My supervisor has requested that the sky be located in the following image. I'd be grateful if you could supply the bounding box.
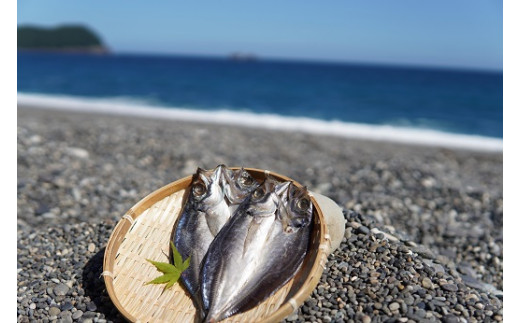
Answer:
[18,1,503,71]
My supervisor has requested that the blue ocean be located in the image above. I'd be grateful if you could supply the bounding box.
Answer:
[18,52,503,139]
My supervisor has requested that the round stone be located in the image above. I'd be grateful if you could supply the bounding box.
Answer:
[86,301,97,312]
[48,307,60,316]
[441,283,458,292]
[345,227,353,239]
[416,308,427,318]
[389,302,400,311]
[72,310,84,320]
[59,311,73,323]
[53,284,69,296]
[358,226,370,235]
[60,301,74,311]
[443,314,459,323]
[422,277,433,289]
[404,295,414,305]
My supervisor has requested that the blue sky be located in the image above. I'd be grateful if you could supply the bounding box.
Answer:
[18,0,503,70]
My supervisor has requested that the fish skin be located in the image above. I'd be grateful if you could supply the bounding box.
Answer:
[201,178,313,322]
[173,165,229,313]
[173,165,260,315]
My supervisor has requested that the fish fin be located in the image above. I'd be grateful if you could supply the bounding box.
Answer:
[196,167,211,185]
[212,165,223,181]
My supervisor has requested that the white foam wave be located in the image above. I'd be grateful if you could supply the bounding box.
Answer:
[17,93,502,152]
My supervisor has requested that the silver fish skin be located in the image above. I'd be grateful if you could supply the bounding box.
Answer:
[201,179,313,323]
[173,165,230,313]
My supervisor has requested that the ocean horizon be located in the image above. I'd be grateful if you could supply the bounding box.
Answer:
[17,52,503,151]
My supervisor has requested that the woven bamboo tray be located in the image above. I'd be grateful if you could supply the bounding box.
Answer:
[103,168,332,323]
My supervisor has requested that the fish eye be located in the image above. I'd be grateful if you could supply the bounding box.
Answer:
[252,187,265,199]
[240,173,254,186]
[192,182,207,197]
[297,197,310,210]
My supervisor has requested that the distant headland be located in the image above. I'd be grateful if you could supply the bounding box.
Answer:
[17,25,109,54]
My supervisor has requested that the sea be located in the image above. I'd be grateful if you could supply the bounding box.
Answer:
[17,52,503,151]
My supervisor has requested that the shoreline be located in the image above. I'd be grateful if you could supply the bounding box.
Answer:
[18,93,503,153]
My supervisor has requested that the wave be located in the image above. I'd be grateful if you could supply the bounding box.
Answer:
[17,92,502,152]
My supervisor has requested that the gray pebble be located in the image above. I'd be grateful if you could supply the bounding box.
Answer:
[389,302,400,311]
[60,312,73,323]
[48,307,60,316]
[443,314,459,323]
[86,301,97,312]
[415,308,426,318]
[53,284,69,296]
[60,301,74,311]
[358,226,370,235]
[82,311,97,318]
[441,283,459,292]
[345,227,353,239]
[72,310,84,320]
[65,147,89,159]
[404,296,414,305]
[421,277,433,289]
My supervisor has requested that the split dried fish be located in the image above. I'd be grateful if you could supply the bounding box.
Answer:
[200,177,313,322]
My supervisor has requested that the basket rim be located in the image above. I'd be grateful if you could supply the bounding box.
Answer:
[102,167,330,323]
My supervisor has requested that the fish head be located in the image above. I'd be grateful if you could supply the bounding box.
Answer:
[190,166,225,210]
[280,183,313,233]
[244,177,279,217]
[221,167,260,204]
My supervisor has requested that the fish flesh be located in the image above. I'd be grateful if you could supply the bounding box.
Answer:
[173,165,259,314]
[200,178,313,322]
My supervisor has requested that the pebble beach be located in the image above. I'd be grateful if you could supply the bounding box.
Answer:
[17,105,503,322]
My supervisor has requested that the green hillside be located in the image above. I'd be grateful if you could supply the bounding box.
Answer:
[18,25,108,52]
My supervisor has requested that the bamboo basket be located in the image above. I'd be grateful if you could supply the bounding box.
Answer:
[103,168,332,323]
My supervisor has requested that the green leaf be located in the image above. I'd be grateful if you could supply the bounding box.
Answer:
[182,256,191,271]
[164,271,181,290]
[146,259,180,274]
[145,242,191,290]
[171,241,183,269]
[146,272,179,285]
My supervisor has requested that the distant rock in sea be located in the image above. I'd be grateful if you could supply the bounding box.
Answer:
[228,52,258,62]
[17,24,109,54]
